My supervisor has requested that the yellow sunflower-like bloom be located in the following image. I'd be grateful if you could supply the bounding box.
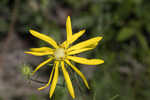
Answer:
[25,16,104,99]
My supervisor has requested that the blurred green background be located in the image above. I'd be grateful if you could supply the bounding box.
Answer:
[0,0,150,100]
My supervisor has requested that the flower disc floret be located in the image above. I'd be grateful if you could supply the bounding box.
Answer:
[54,48,65,60]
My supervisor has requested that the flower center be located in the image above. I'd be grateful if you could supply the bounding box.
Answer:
[54,48,65,60]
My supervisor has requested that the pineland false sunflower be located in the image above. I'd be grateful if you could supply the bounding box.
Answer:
[25,16,104,99]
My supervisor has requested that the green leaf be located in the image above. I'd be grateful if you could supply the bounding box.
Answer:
[117,27,136,41]
[146,23,150,34]
[136,33,149,50]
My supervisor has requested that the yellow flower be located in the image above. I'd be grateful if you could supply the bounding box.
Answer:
[25,16,104,99]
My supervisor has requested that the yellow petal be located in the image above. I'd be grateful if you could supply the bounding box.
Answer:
[61,29,85,48]
[67,56,104,65]
[68,37,103,51]
[38,66,54,90]
[24,51,53,56]
[32,57,53,75]
[30,47,53,52]
[65,60,90,89]
[66,16,72,42]
[68,48,93,55]
[29,29,58,48]
[49,61,59,98]
[61,61,75,99]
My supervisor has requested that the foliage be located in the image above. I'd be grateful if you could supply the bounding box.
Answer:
[0,0,150,100]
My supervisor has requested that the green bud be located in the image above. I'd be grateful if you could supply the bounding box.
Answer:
[21,64,32,76]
